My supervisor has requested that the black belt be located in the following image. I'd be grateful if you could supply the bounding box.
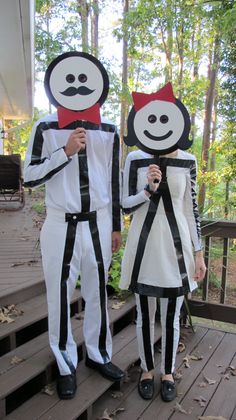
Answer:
[65,211,96,223]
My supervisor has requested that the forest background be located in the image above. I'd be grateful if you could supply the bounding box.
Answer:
[5,0,236,220]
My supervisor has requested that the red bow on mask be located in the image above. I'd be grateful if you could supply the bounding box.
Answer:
[57,103,101,128]
[132,82,176,112]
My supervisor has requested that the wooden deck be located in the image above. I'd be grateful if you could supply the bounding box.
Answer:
[0,192,45,306]
[92,325,236,420]
[0,193,236,420]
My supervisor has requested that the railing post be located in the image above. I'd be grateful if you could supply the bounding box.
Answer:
[202,236,211,301]
[220,237,229,304]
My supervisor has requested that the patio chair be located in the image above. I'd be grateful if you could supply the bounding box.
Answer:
[0,154,25,210]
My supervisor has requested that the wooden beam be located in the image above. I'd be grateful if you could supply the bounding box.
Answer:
[201,220,236,238]
[188,299,236,324]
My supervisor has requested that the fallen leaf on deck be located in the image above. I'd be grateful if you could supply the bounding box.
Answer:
[183,356,190,368]
[97,409,113,420]
[41,384,54,396]
[0,311,14,323]
[11,259,38,267]
[111,408,125,416]
[194,395,207,407]
[111,301,126,310]
[177,342,186,353]
[173,402,188,414]
[203,374,217,385]
[224,365,236,376]
[10,356,24,365]
[189,354,203,361]
[111,391,123,399]
[174,370,183,381]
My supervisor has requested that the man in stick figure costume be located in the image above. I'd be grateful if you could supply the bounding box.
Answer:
[120,83,206,402]
[24,51,124,399]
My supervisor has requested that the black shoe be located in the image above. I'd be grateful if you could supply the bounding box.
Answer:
[138,373,154,400]
[161,380,176,402]
[85,356,125,382]
[56,373,77,400]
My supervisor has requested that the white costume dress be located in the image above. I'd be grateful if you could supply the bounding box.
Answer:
[24,113,121,376]
[120,149,202,297]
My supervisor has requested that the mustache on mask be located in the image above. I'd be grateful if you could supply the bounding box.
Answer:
[60,86,95,96]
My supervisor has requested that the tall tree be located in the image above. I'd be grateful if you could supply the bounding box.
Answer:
[120,0,129,166]
[91,0,99,56]
[198,34,220,214]
[77,0,90,52]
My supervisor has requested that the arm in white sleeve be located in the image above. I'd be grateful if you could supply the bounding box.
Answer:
[24,121,71,188]
[122,153,150,214]
[184,158,202,251]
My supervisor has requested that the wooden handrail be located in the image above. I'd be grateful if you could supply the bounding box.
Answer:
[188,219,236,324]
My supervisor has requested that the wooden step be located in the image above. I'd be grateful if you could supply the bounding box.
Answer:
[0,296,136,418]
[4,320,149,420]
[0,289,82,356]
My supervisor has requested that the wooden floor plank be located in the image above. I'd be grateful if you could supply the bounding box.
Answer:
[201,335,236,420]
[171,331,236,420]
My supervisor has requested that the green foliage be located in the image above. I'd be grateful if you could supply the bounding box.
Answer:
[31,201,46,214]
[108,227,129,296]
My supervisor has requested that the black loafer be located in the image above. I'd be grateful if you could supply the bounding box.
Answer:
[85,356,125,382]
[56,373,77,400]
[161,380,176,402]
[138,375,154,400]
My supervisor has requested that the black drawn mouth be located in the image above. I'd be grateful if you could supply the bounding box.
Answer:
[144,130,173,140]
[60,86,95,96]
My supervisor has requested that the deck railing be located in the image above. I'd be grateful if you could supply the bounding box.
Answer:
[188,220,236,324]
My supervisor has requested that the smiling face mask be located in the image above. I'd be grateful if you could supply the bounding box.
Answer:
[124,83,192,155]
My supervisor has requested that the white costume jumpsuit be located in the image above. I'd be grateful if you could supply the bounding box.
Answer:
[24,113,121,376]
[120,149,202,374]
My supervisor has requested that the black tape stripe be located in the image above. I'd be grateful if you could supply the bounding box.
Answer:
[78,148,90,213]
[89,218,109,362]
[24,159,70,188]
[59,222,77,355]
[139,295,154,371]
[129,197,161,291]
[131,282,185,297]
[112,132,121,231]
[164,298,177,374]
[34,121,116,133]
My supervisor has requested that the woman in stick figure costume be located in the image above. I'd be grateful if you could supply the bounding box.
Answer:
[120,83,206,401]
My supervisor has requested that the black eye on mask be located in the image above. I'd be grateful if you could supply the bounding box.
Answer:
[78,73,87,83]
[160,114,169,124]
[66,74,75,83]
[148,114,157,123]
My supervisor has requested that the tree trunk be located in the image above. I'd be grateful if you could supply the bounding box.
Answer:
[198,36,220,214]
[91,0,99,57]
[224,180,229,219]
[120,0,129,168]
[78,0,89,52]
[208,91,218,218]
